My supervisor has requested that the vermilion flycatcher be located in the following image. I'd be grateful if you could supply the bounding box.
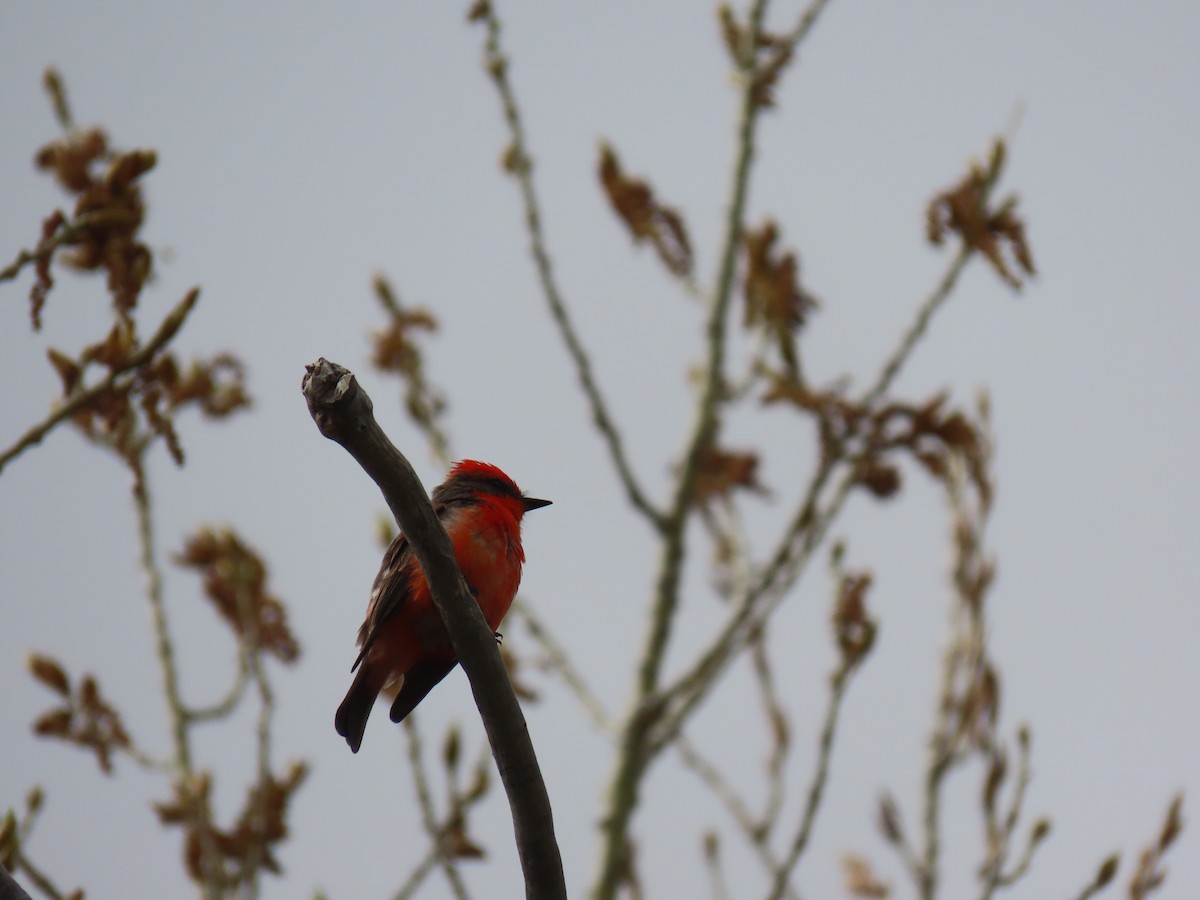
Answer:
[335,460,551,752]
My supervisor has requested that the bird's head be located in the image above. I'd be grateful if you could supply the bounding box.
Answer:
[442,459,552,515]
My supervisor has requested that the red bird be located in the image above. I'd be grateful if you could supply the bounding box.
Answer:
[335,460,550,752]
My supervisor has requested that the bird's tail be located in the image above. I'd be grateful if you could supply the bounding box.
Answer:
[389,660,458,724]
[335,666,377,753]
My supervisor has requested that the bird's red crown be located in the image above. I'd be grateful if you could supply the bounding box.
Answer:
[449,459,520,490]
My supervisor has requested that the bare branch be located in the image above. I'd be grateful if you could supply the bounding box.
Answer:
[401,718,471,900]
[511,599,613,736]
[590,2,838,890]
[392,846,444,900]
[301,358,565,900]
[185,657,251,723]
[979,728,1044,898]
[764,657,857,900]
[129,453,222,899]
[863,247,970,407]
[674,738,801,900]
[476,3,664,530]
[749,632,789,836]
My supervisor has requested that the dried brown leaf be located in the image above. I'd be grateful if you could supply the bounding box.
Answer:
[717,6,742,63]
[27,653,71,697]
[982,749,1007,816]
[1094,853,1119,889]
[751,40,794,108]
[927,139,1035,290]
[1158,794,1184,851]
[843,854,890,898]
[691,446,766,507]
[443,725,462,773]
[598,142,693,277]
[832,571,876,666]
[46,347,81,394]
[82,318,136,370]
[877,793,904,845]
[855,460,902,499]
[742,220,817,369]
[33,709,74,738]
[441,811,487,861]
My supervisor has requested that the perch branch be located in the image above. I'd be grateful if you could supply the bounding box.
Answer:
[302,357,565,900]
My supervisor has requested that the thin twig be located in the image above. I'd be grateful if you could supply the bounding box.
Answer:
[479,4,664,530]
[129,451,222,900]
[674,737,801,900]
[979,731,1036,898]
[919,457,994,900]
[232,565,277,899]
[883,796,929,891]
[0,209,135,285]
[750,633,789,836]
[765,659,855,900]
[117,742,175,773]
[130,456,190,771]
[0,287,199,476]
[511,599,613,735]
[402,718,471,900]
[917,566,965,898]
[392,844,444,900]
[702,834,731,900]
[7,848,69,900]
[184,657,251,723]
[863,247,970,407]
[371,276,452,467]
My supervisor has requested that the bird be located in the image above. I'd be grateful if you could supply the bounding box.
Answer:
[335,460,550,752]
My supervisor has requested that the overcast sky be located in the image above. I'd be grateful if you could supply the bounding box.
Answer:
[2,2,1197,898]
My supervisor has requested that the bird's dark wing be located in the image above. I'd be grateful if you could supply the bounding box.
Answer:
[351,494,461,672]
[351,529,414,671]
[388,660,458,723]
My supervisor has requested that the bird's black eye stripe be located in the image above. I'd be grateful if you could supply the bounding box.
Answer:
[432,473,523,509]
[480,475,521,499]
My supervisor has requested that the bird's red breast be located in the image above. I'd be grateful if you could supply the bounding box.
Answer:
[362,496,526,681]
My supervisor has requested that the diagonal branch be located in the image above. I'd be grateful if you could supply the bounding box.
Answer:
[511,598,613,736]
[302,357,565,900]
[0,209,135,286]
[674,736,802,900]
[765,657,856,900]
[0,287,199,477]
[478,4,664,530]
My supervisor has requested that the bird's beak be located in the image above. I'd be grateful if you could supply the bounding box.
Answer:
[522,496,552,512]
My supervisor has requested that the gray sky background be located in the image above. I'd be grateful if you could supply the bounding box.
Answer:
[2,3,1197,898]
